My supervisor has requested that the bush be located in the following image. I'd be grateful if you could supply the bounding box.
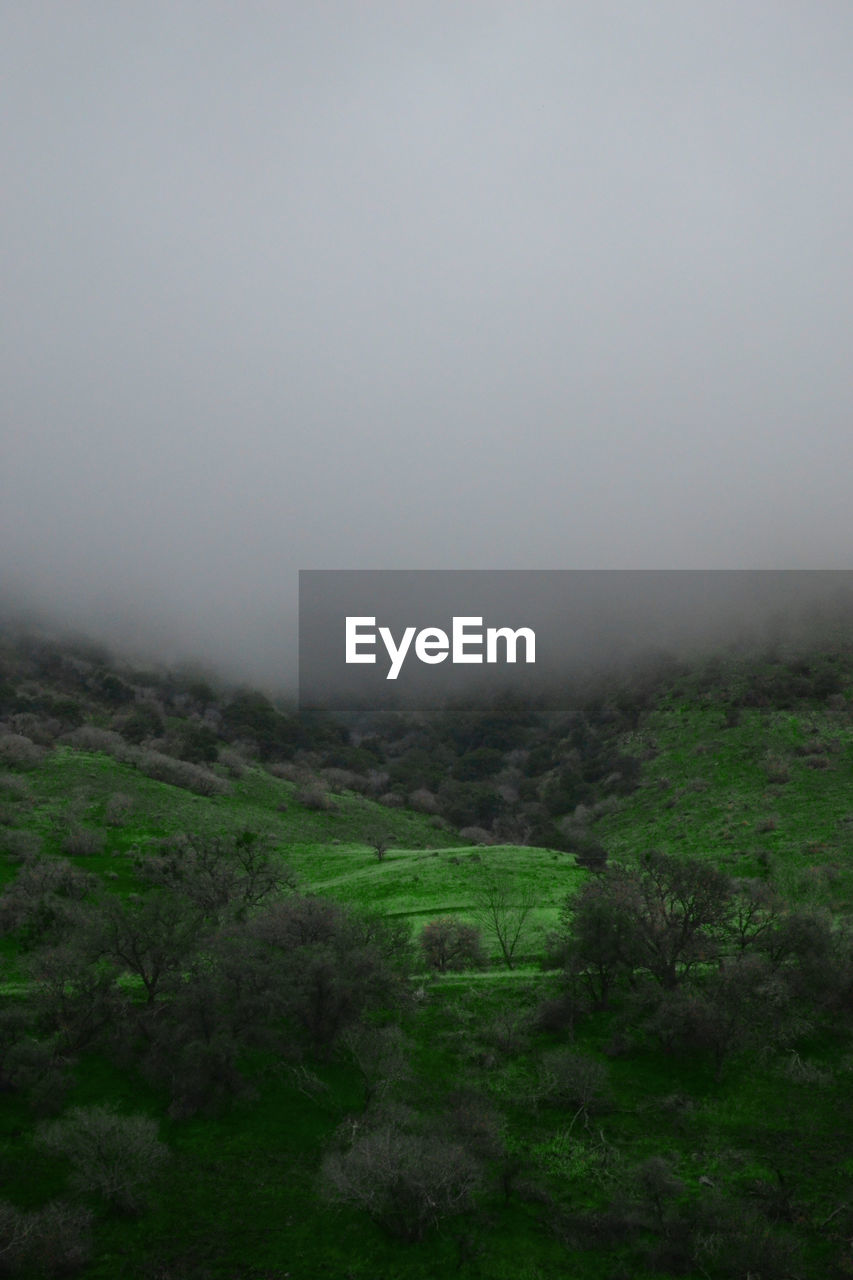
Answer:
[35,1104,169,1213]
[266,760,303,782]
[763,753,791,785]
[0,1198,92,1275]
[62,726,133,761]
[420,917,485,972]
[295,786,334,811]
[533,992,582,1035]
[104,792,133,826]
[535,1049,611,1118]
[141,1028,246,1121]
[9,713,62,746]
[137,750,229,796]
[572,839,609,871]
[0,857,95,946]
[0,734,45,770]
[1,830,42,862]
[217,748,248,779]
[0,774,32,804]
[113,703,165,745]
[321,767,361,794]
[409,788,441,814]
[0,1033,72,1115]
[61,824,105,857]
[458,826,494,846]
[247,896,409,1051]
[321,1123,481,1241]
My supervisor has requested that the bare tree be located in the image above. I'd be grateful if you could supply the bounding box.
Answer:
[368,833,392,862]
[471,869,537,970]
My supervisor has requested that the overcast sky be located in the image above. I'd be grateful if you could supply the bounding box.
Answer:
[2,3,852,683]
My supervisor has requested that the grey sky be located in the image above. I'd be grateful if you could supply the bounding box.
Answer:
[3,3,853,682]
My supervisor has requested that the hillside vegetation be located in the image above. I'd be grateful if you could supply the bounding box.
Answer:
[2,623,853,1278]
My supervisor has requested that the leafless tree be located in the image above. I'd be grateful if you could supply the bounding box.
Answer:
[471,869,537,969]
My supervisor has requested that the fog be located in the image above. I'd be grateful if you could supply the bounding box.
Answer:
[3,4,853,685]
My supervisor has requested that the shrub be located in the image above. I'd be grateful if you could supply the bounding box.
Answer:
[104,792,133,826]
[321,1124,481,1241]
[763,753,791,785]
[321,767,361,794]
[572,840,609,872]
[9,713,62,745]
[61,824,105,857]
[409,788,441,814]
[113,703,164,745]
[141,1028,246,1121]
[295,786,334,811]
[0,1033,72,1115]
[1,830,42,862]
[458,826,494,845]
[35,1105,169,1213]
[247,896,409,1052]
[137,750,229,796]
[217,748,247,778]
[533,992,582,1035]
[0,1198,92,1275]
[420,917,485,972]
[0,734,45,770]
[536,1049,611,1118]
[480,1009,530,1058]
[62,726,133,761]
[0,773,32,804]
[266,760,303,782]
[0,858,95,946]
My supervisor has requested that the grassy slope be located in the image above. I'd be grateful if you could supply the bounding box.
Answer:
[2,746,583,969]
[594,685,853,907]
[5,659,853,1278]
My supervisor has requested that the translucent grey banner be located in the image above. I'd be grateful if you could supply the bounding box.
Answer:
[298,570,853,708]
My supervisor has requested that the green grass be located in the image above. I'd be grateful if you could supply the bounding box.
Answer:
[2,748,586,967]
[595,694,853,906]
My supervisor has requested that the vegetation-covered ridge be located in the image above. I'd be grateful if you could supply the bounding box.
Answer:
[2,623,853,1277]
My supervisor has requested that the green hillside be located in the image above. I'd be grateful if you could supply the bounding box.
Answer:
[2,630,853,1279]
[594,657,853,907]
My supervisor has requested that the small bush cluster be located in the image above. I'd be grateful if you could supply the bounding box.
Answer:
[137,751,230,796]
